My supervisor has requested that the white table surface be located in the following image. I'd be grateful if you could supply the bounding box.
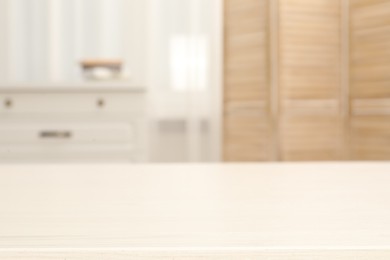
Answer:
[1,163,390,259]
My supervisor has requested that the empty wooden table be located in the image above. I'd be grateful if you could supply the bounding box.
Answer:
[0,163,390,259]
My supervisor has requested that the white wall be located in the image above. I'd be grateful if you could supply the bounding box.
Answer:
[0,0,8,81]
[0,0,148,85]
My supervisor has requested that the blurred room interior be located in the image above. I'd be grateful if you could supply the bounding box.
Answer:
[0,0,388,163]
[2,1,390,259]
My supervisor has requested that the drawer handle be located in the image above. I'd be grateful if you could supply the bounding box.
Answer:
[97,98,105,108]
[39,131,72,139]
[4,98,12,108]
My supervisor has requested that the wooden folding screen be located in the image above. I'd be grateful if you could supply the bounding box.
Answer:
[224,0,390,161]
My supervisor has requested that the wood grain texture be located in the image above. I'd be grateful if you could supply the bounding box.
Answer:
[223,0,390,161]
[1,163,390,258]
[350,0,390,160]
[350,0,390,99]
[2,251,390,260]
[278,0,345,160]
[351,116,390,159]
[223,0,272,161]
[224,103,272,161]
[280,115,345,160]
[279,0,342,101]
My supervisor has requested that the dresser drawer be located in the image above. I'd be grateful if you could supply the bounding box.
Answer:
[0,144,138,162]
[0,93,144,114]
[0,123,134,144]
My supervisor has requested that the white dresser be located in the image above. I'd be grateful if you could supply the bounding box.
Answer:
[0,84,146,163]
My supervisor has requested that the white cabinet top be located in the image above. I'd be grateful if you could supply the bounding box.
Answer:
[0,82,146,93]
[0,163,389,251]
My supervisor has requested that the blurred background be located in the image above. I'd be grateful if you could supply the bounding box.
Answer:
[0,0,221,163]
[0,0,389,163]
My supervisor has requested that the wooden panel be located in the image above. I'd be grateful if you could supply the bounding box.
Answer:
[280,115,344,161]
[278,0,344,161]
[351,116,390,160]
[350,0,390,160]
[350,0,390,99]
[224,104,272,161]
[223,0,390,161]
[224,0,269,102]
[279,0,342,101]
[223,0,271,161]
[352,98,390,115]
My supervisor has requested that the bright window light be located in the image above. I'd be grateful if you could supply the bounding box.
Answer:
[170,35,208,92]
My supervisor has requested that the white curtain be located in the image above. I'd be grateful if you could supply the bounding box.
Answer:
[147,0,221,162]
